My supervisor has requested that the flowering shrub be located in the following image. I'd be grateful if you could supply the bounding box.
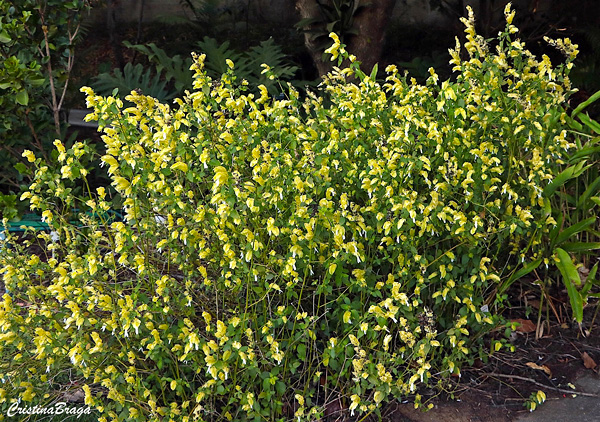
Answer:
[0,5,581,421]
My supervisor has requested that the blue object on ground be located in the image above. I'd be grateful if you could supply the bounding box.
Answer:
[5,213,50,232]
[4,209,124,233]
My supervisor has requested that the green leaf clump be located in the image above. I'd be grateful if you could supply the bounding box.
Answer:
[0,0,91,188]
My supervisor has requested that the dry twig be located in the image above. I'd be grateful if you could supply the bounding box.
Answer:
[481,372,600,398]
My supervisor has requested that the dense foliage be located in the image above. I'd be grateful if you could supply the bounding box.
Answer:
[0,0,91,191]
[0,6,593,421]
[93,37,300,102]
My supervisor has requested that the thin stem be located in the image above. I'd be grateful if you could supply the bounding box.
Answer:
[589,303,600,335]
[24,111,49,161]
[40,22,61,136]
[535,284,543,340]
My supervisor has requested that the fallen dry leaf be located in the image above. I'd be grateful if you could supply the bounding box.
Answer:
[578,266,590,284]
[582,352,597,369]
[324,398,345,419]
[62,388,85,403]
[511,318,536,333]
[526,362,552,377]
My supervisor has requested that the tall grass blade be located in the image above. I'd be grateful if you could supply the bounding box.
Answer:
[555,248,584,323]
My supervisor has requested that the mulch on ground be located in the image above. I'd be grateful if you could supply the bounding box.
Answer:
[378,289,600,422]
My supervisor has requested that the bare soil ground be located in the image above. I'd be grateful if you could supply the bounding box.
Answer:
[377,296,600,422]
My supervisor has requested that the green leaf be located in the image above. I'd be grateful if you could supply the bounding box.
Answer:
[15,90,28,106]
[0,30,11,43]
[544,166,574,197]
[93,63,173,101]
[29,78,45,87]
[544,161,590,197]
[542,197,552,217]
[555,248,584,323]
[555,217,596,246]
[498,258,541,295]
[567,145,600,163]
[297,343,306,360]
[370,63,378,80]
[295,17,320,29]
[588,263,598,284]
[275,381,286,395]
[123,41,194,93]
[571,88,600,118]
[13,162,28,175]
[578,113,600,135]
[561,242,600,253]
[229,209,240,221]
[581,263,598,296]
[567,115,583,131]
[326,20,340,33]
[577,175,600,210]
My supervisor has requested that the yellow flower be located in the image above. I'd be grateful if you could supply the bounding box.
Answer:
[213,166,229,190]
[215,320,227,339]
[536,390,546,403]
[22,150,35,162]
[171,162,189,173]
[41,210,53,223]
[53,139,66,154]
[266,217,279,237]
[349,394,360,416]
[504,3,515,25]
[324,33,341,61]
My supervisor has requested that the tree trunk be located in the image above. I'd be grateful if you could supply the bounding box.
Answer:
[296,0,330,77]
[346,0,396,76]
[296,0,397,77]
[107,0,125,72]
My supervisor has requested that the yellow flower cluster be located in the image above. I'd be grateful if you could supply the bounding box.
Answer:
[0,5,581,421]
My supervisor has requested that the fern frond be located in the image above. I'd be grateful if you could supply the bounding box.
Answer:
[92,63,176,101]
[123,41,194,93]
[196,36,250,78]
